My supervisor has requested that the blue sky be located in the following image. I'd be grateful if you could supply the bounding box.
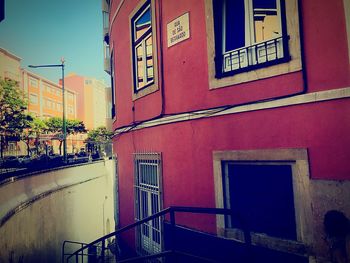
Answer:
[0,0,110,85]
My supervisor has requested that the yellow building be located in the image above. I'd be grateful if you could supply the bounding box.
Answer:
[0,47,21,83]
[22,70,77,120]
[0,47,82,156]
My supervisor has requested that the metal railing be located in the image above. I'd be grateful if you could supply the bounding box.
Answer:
[62,241,89,263]
[64,206,251,263]
[222,35,290,76]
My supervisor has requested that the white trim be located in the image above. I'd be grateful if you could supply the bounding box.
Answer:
[114,87,350,136]
[344,0,350,63]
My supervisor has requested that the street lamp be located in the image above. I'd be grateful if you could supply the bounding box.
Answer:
[28,58,67,163]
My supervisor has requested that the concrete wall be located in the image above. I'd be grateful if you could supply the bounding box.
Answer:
[0,160,116,263]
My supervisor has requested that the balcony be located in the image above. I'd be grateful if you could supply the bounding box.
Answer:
[220,36,291,77]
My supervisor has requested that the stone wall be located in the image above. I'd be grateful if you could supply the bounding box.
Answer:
[0,160,116,263]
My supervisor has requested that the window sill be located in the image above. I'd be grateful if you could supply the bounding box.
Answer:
[132,82,159,101]
[220,227,309,256]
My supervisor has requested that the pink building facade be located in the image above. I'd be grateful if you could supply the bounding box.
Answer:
[107,0,350,261]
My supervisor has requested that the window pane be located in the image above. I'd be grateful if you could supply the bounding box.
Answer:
[224,0,246,51]
[135,7,151,41]
[253,0,280,42]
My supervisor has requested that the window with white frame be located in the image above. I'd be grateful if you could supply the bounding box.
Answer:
[45,99,53,109]
[134,152,162,256]
[131,0,154,92]
[67,105,74,114]
[29,93,38,104]
[29,77,38,87]
[213,0,290,77]
[57,102,62,112]
[213,149,313,258]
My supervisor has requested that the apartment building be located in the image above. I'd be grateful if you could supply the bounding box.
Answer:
[0,47,81,155]
[106,0,350,262]
[0,47,21,83]
[22,70,77,120]
[64,73,111,131]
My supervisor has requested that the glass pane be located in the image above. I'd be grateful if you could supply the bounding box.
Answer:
[140,164,158,186]
[253,0,280,43]
[135,6,151,41]
[224,0,246,51]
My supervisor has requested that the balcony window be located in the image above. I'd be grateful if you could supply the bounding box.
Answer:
[213,0,290,77]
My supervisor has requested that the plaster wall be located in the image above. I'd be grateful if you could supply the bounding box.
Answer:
[110,0,350,130]
[0,160,116,263]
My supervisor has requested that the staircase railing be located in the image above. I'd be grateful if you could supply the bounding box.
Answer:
[64,206,251,263]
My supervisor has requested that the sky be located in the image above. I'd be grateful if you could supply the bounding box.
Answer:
[0,0,111,85]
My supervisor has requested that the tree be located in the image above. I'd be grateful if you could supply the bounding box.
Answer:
[0,78,32,158]
[45,117,86,154]
[86,126,113,155]
[21,116,47,155]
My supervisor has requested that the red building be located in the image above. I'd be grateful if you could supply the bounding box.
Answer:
[107,0,350,262]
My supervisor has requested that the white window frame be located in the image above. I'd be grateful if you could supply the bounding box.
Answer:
[29,77,38,88]
[205,0,301,89]
[29,93,38,105]
[213,149,313,258]
[221,0,285,73]
[129,0,159,100]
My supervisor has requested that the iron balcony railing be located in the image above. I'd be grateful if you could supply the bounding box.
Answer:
[221,35,290,77]
[64,206,252,263]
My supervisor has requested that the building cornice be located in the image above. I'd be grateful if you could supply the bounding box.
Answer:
[22,69,76,95]
[0,47,22,61]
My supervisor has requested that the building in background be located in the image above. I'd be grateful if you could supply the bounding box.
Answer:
[64,73,111,131]
[0,47,83,155]
[22,69,77,120]
[0,47,21,83]
[108,0,350,262]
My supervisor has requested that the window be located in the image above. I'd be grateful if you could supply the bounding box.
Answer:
[67,105,74,114]
[29,77,38,87]
[67,93,74,101]
[214,0,289,77]
[130,0,158,98]
[213,149,313,258]
[57,103,62,112]
[205,0,301,88]
[29,93,38,104]
[103,11,109,31]
[45,99,52,109]
[223,162,297,240]
[134,152,163,256]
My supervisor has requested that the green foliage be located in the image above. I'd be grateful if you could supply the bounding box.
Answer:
[86,126,113,143]
[0,78,31,135]
[45,117,86,135]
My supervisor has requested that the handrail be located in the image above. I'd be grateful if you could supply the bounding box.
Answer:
[62,240,89,263]
[65,206,248,262]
